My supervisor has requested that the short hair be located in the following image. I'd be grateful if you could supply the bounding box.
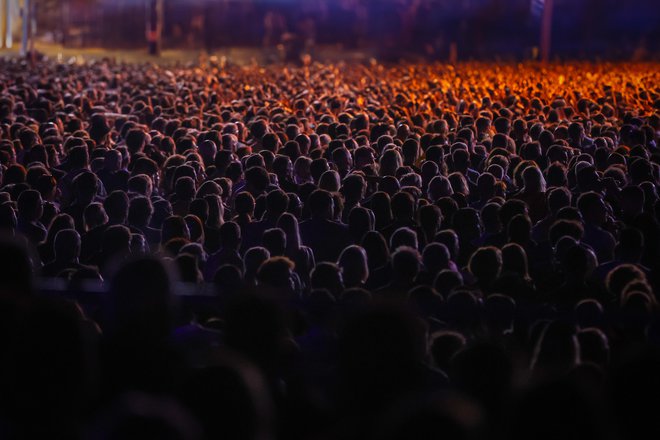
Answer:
[422,242,450,272]
[307,189,333,217]
[54,229,81,261]
[430,330,466,372]
[391,246,421,281]
[104,190,129,222]
[390,227,418,251]
[547,187,571,213]
[342,174,366,200]
[234,191,255,215]
[128,196,153,226]
[244,166,270,193]
[265,189,289,215]
[310,262,344,295]
[125,128,147,154]
[175,176,196,200]
[219,221,241,249]
[262,228,286,256]
[468,246,502,285]
[84,202,108,230]
[390,191,414,219]
[577,191,603,217]
[605,264,647,303]
[257,256,295,288]
[17,189,42,219]
[244,246,270,280]
[127,174,152,196]
[338,245,369,286]
[549,219,584,246]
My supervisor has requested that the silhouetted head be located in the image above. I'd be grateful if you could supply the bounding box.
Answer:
[54,229,81,263]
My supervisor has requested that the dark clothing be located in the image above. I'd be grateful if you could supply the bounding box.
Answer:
[17,218,47,244]
[81,224,108,263]
[204,248,244,281]
[300,218,351,263]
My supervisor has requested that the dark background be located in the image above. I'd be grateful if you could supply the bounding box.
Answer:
[34,0,660,60]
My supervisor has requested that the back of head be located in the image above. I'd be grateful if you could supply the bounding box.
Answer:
[498,199,527,229]
[361,230,390,268]
[422,242,450,273]
[391,191,414,220]
[338,245,369,288]
[102,224,132,257]
[547,187,571,214]
[220,221,241,250]
[452,207,481,238]
[213,264,243,297]
[476,172,496,197]
[17,189,42,220]
[68,145,89,170]
[307,189,333,219]
[128,196,153,227]
[262,228,286,256]
[391,246,421,284]
[276,212,300,245]
[574,299,604,329]
[311,262,344,297]
[265,189,288,217]
[606,263,647,303]
[342,173,366,202]
[390,227,418,251]
[576,327,610,367]
[84,202,108,230]
[531,320,578,374]
[54,229,81,262]
[501,243,529,277]
[428,176,454,200]
[175,176,196,201]
[125,128,147,155]
[72,170,99,201]
[522,166,546,193]
[468,246,502,287]
[430,330,466,373]
[319,170,340,192]
[418,204,442,235]
[234,192,255,216]
[508,214,532,243]
[244,247,270,281]
[619,185,645,215]
[560,244,590,280]
[484,294,516,334]
[549,219,584,247]
[176,253,202,284]
[0,203,17,232]
[244,166,269,194]
[104,190,130,224]
[577,191,605,222]
[256,256,295,290]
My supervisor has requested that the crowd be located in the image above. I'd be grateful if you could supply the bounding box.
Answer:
[0,56,659,439]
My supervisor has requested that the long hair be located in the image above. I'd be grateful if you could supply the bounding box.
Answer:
[522,165,547,193]
[277,212,301,252]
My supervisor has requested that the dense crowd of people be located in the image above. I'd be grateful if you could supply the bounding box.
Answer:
[0,56,659,439]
